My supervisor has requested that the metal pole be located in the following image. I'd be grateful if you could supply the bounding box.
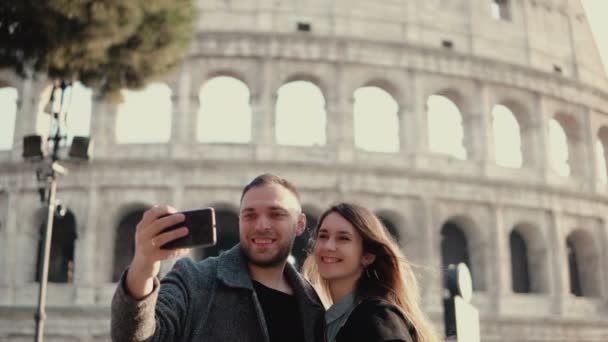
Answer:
[34,166,58,342]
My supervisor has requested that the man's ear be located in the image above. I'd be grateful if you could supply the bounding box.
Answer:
[362,253,376,266]
[296,212,306,236]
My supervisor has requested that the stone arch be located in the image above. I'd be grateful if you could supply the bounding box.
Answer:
[36,208,78,283]
[440,215,486,291]
[282,73,328,97]
[374,209,403,243]
[565,229,601,297]
[510,222,549,294]
[204,70,251,89]
[112,204,150,282]
[353,85,400,153]
[426,89,468,160]
[275,78,327,146]
[361,78,401,101]
[595,126,608,183]
[550,112,584,177]
[197,75,252,143]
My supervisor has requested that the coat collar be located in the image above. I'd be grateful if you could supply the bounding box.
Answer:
[216,244,323,307]
[216,244,325,342]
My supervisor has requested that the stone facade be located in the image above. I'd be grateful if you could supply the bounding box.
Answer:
[1,0,608,341]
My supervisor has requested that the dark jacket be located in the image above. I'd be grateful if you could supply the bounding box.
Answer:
[111,244,325,341]
[335,298,414,342]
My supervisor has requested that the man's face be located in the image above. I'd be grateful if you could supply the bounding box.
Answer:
[239,184,305,268]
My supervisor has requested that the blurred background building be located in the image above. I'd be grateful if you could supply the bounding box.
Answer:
[1,0,608,340]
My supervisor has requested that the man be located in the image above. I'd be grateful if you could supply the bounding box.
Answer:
[111,174,325,341]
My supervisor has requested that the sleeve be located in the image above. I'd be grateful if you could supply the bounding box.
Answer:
[111,258,197,342]
[336,300,414,342]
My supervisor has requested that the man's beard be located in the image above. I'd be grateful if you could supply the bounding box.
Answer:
[241,236,295,268]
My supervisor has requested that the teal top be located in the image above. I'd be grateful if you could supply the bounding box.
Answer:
[324,291,356,342]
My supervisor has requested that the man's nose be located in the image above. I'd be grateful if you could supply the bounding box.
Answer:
[254,215,271,231]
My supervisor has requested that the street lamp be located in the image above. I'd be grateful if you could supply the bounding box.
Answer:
[22,80,93,342]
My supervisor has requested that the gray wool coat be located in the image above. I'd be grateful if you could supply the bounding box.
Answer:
[111,245,325,341]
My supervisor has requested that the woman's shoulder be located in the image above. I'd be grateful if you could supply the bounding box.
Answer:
[336,297,414,342]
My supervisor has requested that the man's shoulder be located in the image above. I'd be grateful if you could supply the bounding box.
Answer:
[170,255,220,283]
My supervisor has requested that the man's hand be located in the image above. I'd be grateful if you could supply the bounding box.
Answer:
[125,205,190,299]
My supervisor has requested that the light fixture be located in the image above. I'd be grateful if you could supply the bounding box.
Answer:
[23,135,46,160]
[68,136,93,160]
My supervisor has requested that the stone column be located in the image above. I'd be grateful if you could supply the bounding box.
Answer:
[534,94,552,182]
[0,190,18,305]
[74,187,97,305]
[490,204,511,314]
[468,81,494,173]
[400,70,421,157]
[326,64,354,163]
[547,210,568,315]
[89,97,118,159]
[11,78,49,161]
[578,107,595,191]
[409,71,430,169]
[253,58,276,160]
[420,197,443,313]
[169,65,194,159]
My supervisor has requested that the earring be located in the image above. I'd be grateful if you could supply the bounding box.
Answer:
[365,267,380,281]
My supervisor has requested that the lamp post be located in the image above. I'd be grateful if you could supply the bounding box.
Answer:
[443,263,480,342]
[22,81,93,342]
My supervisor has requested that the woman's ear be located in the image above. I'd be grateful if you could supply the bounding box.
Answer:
[362,253,376,266]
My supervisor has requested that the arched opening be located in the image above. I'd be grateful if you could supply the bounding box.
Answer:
[427,94,467,159]
[197,76,252,143]
[566,236,583,297]
[492,104,523,168]
[275,80,326,146]
[441,221,476,289]
[112,208,148,282]
[566,230,601,297]
[353,86,399,153]
[0,86,18,150]
[509,229,530,293]
[375,212,401,243]
[549,118,571,177]
[36,209,77,283]
[116,83,172,143]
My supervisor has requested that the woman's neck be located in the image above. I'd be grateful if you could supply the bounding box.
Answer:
[328,277,357,303]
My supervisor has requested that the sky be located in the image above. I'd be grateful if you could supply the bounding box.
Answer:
[581,1,608,74]
[1,1,608,176]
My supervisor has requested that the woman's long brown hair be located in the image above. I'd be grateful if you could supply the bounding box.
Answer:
[302,203,439,342]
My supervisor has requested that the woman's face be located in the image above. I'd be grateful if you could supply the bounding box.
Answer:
[313,212,374,287]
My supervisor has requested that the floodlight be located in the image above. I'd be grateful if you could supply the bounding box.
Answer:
[23,135,46,160]
[68,136,93,160]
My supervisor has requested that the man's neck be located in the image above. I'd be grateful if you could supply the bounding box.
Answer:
[248,262,293,295]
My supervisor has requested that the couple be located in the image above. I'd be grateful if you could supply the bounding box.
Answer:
[111,174,438,341]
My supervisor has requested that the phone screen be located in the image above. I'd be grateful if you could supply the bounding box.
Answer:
[160,208,217,250]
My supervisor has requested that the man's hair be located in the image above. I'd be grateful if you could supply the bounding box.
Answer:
[240,173,301,203]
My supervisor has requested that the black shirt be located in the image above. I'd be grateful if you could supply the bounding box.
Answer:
[335,298,415,342]
[253,280,306,342]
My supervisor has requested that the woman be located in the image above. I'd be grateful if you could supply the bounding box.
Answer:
[303,203,438,342]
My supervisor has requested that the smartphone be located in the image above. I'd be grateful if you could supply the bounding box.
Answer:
[159,208,217,250]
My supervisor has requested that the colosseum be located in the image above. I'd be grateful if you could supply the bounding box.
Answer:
[1,0,607,341]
